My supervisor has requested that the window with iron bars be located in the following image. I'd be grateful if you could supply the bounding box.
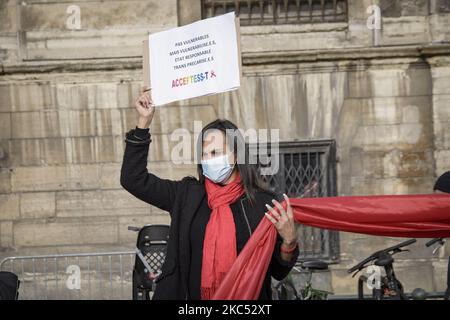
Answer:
[251,140,339,263]
[437,0,450,13]
[202,0,348,25]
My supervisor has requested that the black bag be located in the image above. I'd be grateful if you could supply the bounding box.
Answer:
[0,271,20,300]
[131,225,169,300]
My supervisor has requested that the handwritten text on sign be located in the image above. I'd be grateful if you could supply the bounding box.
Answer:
[170,34,217,88]
[147,12,241,106]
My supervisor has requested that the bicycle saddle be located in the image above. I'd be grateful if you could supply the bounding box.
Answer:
[374,255,394,267]
[301,260,329,271]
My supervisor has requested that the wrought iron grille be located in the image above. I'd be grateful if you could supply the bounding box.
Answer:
[202,0,348,25]
[437,0,450,13]
[252,139,339,262]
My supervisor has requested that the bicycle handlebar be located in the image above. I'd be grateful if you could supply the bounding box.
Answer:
[425,238,444,247]
[128,226,141,232]
[348,238,417,274]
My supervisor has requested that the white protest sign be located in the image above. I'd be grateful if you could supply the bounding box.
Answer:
[144,12,241,106]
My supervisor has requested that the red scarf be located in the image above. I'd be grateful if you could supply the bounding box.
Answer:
[201,173,245,300]
[210,194,450,299]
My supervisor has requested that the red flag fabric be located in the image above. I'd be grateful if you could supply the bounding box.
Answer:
[211,194,450,300]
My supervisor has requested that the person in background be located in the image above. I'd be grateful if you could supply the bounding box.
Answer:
[433,170,450,300]
[434,171,450,194]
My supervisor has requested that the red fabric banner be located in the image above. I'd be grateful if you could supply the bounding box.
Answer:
[211,194,450,300]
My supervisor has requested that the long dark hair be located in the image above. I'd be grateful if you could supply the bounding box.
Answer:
[196,119,275,206]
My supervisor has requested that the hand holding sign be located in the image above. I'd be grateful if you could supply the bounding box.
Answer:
[135,87,155,129]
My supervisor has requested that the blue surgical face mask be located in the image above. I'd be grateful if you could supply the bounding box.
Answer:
[201,153,236,184]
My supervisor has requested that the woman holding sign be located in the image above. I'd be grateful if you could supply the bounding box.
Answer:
[120,88,299,300]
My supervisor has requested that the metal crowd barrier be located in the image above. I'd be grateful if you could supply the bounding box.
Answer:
[0,251,135,300]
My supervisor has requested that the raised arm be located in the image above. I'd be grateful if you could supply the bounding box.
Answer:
[120,87,181,213]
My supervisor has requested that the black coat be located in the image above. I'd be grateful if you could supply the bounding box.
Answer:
[120,127,299,300]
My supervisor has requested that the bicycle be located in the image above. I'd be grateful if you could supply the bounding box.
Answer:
[273,260,333,300]
[348,238,417,300]
[410,238,449,300]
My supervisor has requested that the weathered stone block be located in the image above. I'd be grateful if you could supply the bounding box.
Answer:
[0,0,18,33]
[435,149,450,174]
[11,111,60,139]
[10,82,56,111]
[8,139,40,167]
[14,217,118,247]
[20,192,56,219]
[64,136,116,164]
[56,190,151,218]
[22,0,177,60]
[431,66,450,95]
[241,29,348,53]
[99,163,122,190]
[58,110,97,137]
[11,164,101,192]
[117,81,141,109]
[429,13,450,42]
[434,121,450,150]
[90,83,118,109]
[352,123,432,152]
[432,260,449,292]
[0,168,11,194]
[433,94,450,121]
[348,66,431,98]
[0,112,11,140]
[360,96,431,126]
[381,17,430,45]
[350,176,435,195]
[8,138,66,167]
[96,109,123,136]
[0,84,12,112]
[349,149,434,179]
[0,193,19,220]
[55,83,90,110]
[152,104,217,135]
[0,221,14,248]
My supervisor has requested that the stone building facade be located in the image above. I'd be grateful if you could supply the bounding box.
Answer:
[0,0,449,298]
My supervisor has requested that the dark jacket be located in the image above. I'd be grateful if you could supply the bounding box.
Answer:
[120,127,299,300]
